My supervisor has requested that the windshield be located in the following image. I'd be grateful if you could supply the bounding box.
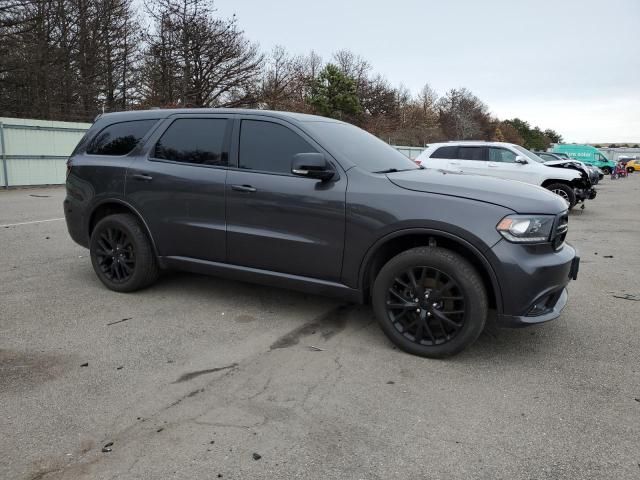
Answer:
[304,121,421,173]
[514,145,546,163]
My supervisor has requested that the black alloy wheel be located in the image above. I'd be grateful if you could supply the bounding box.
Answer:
[386,266,465,346]
[89,213,159,292]
[94,226,135,283]
[372,247,487,358]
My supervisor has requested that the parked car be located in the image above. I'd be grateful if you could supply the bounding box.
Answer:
[551,144,616,174]
[625,159,640,173]
[64,109,579,358]
[534,151,601,185]
[416,141,593,208]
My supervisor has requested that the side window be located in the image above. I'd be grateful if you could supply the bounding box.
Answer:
[489,147,517,163]
[88,120,157,156]
[153,118,228,166]
[239,120,316,174]
[431,146,457,159]
[457,146,484,161]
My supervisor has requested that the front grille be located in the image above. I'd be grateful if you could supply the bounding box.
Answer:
[552,212,568,250]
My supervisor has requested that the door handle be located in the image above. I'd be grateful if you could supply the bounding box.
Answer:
[231,184,257,193]
[132,173,153,181]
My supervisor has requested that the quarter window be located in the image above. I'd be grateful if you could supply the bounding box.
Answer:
[457,147,484,161]
[431,146,457,159]
[239,120,316,174]
[489,147,517,163]
[88,120,157,156]
[154,118,228,166]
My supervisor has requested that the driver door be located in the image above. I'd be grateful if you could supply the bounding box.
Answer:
[225,117,347,282]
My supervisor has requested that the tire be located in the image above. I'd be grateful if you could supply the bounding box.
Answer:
[627,167,634,173]
[372,247,488,358]
[90,213,159,292]
[546,183,576,209]
[602,167,611,175]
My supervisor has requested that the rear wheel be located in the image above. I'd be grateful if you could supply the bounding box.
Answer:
[372,247,487,358]
[546,183,576,209]
[90,213,159,292]
[627,167,634,173]
[601,167,611,175]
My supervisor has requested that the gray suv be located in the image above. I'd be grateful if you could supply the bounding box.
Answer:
[64,109,579,358]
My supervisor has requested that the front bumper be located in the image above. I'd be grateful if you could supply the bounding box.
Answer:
[491,239,578,328]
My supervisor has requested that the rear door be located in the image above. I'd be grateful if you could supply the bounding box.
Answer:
[453,145,487,175]
[125,114,231,262]
[225,116,347,282]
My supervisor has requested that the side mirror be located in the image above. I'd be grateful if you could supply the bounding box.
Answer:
[514,156,528,164]
[291,153,335,181]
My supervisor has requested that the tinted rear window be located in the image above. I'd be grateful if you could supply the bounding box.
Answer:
[88,120,157,156]
[154,118,229,166]
[431,146,457,159]
[457,146,484,160]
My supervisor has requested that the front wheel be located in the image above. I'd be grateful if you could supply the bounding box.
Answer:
[372,247,488,358]
[546,183,576,209]
[89,213,159,292]
[601,167,611,175]
[627,167,634,174]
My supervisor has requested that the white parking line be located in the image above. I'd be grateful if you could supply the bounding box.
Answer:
[0,217,65,228]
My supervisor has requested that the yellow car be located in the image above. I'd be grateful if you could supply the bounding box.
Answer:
[626,159,640,173]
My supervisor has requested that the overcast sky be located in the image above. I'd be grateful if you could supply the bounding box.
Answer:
[215,0,639,143]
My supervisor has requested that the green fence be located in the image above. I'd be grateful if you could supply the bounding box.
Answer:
[0,117,425,188]
[0,117,91,188]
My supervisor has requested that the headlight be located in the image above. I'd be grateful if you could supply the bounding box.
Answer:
[496,215,555,243]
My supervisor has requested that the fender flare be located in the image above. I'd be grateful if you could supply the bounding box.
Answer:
[86,198,161,260]
[357,227,504,313]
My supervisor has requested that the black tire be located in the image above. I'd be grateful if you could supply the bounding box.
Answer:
[601,167,611,175]
[546,183,576,209]
[627,167,634,173]
[89,213,159,292]
[372,247,488,358]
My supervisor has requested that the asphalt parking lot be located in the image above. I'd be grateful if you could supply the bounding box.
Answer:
[1,177,639,480]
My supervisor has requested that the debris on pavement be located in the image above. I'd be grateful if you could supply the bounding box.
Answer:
[252,453,262,460]
[80,362,88,367]
[613,294,640,301]
[116,366,123,370]
[309,345,324,351]
[101,442,113,453]
[157,428,164,433]
[603,255,614,258]
[107,317,132,326]
[386,381,395,384]
[29,194,51,198]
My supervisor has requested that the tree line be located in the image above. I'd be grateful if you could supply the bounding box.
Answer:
[0,0,562,148]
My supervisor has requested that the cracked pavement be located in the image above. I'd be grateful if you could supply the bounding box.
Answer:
[1,178,639,479]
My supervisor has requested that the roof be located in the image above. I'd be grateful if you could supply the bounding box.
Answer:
[98,108,342,125]
[426,141,520,148]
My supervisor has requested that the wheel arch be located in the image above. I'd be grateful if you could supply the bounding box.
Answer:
[87,199,161,260]
[541,178,572,188]
[358,229,502,312]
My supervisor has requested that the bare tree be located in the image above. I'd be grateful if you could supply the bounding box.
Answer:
[142,0,263,108]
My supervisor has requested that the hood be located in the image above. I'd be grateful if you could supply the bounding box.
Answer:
[387,168,569,214]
